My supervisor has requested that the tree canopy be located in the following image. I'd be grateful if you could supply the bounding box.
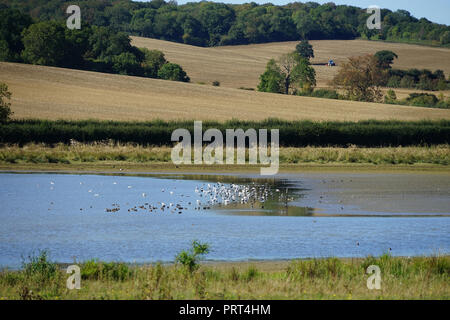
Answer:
[258,52,316,95]
[332,54,384,102]
[295,40,314,60]
[2,0,449,47]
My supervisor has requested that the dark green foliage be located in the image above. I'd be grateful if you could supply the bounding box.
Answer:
[21,21,69,66]
[387,68,449,91]
[140,48,167,78]
[157,63,190,82]
[0,8,190,81]
[1,119,449,147]
[406,93,439,107]
[299,88,340,99]
[257,59,284,93]
[0,82,13,123]
[2,1,449,48]
[374,50,398,69]
[0,7,32,61]
[295,40,314,60]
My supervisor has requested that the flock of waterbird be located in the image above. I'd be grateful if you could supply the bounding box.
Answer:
[110,182,280,214]
[46,180,287,215]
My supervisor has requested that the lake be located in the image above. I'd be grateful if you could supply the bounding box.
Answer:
[0,172,449,268]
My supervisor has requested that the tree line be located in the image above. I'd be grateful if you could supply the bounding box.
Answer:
[0,7,190,81]
[1,0,449,47]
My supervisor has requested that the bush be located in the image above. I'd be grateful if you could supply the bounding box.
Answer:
[309,88,339,99]
[406,93,439,107]
[80,259,132,281]
[22,250,59,285]
[387,76,401,88]
[384,89,397,103]
[0,83,13,123]
[158,63,190,82]
[175,240,210,273]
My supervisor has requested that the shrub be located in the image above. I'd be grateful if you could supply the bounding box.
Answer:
[22,250,58,285]
[0,83,13,123]
[158,63,190,82]
[309,88,339,99]
[80,259,131,281]
[406,93,439,107]
[175,240,210,273]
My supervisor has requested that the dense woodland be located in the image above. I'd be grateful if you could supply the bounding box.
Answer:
[1,0,449,47]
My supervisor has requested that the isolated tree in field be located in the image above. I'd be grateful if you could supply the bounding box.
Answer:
[374,50,398,69]
[332,54,384,102]
[158,63,190,82]
[258,52,316,94]
[295,40,314,60]
[0,83,13,123]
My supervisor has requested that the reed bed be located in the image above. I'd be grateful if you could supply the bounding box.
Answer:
[0,143,448,166]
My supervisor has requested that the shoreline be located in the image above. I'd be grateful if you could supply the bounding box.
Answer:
[1,162,449,174]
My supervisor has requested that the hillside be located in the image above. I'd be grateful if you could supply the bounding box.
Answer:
[1,62,449,122]
[132,37,450,92]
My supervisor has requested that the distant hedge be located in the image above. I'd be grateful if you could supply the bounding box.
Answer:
[0,119,449,147]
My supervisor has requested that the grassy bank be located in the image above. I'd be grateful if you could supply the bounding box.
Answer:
[1,252,448,300]
[1,119,449,147]
[1,144,448,167]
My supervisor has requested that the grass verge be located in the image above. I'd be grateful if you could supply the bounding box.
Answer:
[0,252,448,300]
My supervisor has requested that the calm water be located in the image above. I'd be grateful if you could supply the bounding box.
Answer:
[0,172,449,268]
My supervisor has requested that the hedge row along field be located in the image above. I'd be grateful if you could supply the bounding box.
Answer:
[1,119,449,147]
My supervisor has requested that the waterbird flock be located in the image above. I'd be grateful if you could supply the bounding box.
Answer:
[45,179,292,215]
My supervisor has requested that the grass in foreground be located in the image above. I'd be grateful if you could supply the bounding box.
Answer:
[0,251,448,300]
[0,144,449,166]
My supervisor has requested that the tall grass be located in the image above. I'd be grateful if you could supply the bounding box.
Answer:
[0,253,448,300]
[1,119,449,147]
[0,143,448,165]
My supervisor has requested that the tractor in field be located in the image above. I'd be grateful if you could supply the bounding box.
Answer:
[328,59,336,66]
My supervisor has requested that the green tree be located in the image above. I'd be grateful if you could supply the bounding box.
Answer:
[375,50,398,69]
[293,57,317,94]
[258,53,316,95]
[0,82,13,123]
[21,21,68,66]
[0,8,33,62]
[257,59,284,93]
[110,52,142,75]
[295,39,314,60]
[278,52,316,94]
[139,48,167,78]
[158,63,190,82]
